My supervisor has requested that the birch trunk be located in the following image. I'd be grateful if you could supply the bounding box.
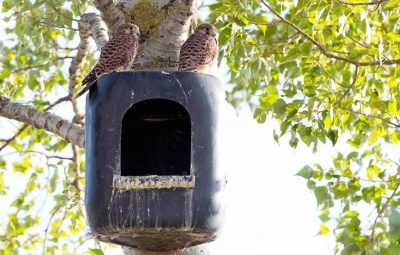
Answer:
[95,0,196,70]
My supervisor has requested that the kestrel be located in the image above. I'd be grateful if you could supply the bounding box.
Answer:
[75,23,140,98]
[178,24,218,73]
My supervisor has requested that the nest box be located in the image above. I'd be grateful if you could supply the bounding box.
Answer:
[84,71,227,251]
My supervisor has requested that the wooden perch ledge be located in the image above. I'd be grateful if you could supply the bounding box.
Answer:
[0,96,85,148]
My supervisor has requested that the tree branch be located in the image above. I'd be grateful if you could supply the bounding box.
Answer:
[335,0,388,6]
[49,5,80,22]
[0,126,26,151]
[93,0,126,34]
[42,203,65,255]
[81,13,109,50]
[12,56,74,74]
[45,96,70,111]
[260,0,400,66]
[1,150,73,160]
[68,14,90,214]
[369,182,400,242]
[339,106,400,128]
[68,16,92,125]
[0,97,84,148]
[0,96,70,152]
[334,66,359,105]
[257,32,300,46]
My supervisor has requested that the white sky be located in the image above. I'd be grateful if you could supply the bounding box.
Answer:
[203,68,335,255]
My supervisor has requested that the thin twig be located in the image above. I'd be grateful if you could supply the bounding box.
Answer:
[257,32,300,46]
[44,96,70,111]
[39,21,79,31]
[49,5,79,22]
[41,203,64,255]
[339,107,400,128]
[334,66,359,105]
[335,0,388,6]
[349,35,368,48]
[0,150,73,160]
[320,65,348,88]
[73,236,94,254]
[12,56,74,74]
[332,174,400,183]
[369,182,400,242]
[0,126,26,152]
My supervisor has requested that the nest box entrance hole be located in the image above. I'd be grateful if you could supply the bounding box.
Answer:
[121,99,191,177]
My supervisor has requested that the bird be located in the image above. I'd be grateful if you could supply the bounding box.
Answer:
[75,23,140,98]
[178,24,218,73]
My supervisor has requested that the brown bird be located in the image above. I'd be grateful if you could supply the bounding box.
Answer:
[178,24,218,73]
[75,23,140,98]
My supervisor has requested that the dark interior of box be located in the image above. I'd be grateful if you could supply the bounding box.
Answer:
[121,99,191,176]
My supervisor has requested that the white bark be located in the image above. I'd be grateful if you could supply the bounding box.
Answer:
[0,97,85,148]
[94,0,196,70]
[127,0,196,70]
[93,0,126,34]
[81,13,109,50]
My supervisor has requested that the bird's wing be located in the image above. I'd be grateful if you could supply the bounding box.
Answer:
[76,35,137,98]
[178,35,218,71]
[201,36,218,66]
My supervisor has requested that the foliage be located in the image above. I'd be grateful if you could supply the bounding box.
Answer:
[0,0,103,254]
[208,0,400,254]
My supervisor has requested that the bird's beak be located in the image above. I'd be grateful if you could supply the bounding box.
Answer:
[211,26,217,37]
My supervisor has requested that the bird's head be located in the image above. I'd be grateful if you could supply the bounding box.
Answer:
[117,23,141,38]
[195,24,217,37]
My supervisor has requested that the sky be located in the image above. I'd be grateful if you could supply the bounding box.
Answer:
[0,2,338,254]
[201,68,335,255]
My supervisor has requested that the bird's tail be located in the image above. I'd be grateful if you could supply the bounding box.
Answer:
[74,70,97,99]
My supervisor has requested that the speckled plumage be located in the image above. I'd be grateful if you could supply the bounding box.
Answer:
[178,24,218,73]
[76,23,140,98]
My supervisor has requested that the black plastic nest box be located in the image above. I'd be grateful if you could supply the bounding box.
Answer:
[84,71,227,251]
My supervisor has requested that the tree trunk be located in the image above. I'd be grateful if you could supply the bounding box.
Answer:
[95,0,196,70]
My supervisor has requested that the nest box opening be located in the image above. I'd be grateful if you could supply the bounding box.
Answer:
[121,99,191,177]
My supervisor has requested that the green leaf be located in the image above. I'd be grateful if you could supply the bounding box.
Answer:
[388,99,397,115]
[343,210,359,218]
[296,165,314,179]
[319,224,329,234]
[88,249,104,255]
[258,25,267,35]
[327,129,338,146]
[253,108,267,123]
[314,186,329,206]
